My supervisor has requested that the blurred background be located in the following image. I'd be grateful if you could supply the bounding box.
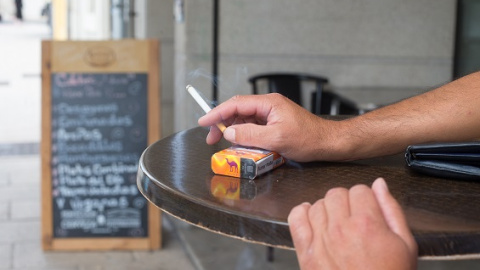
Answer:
[1,0,480,269]
[1,0,480,143]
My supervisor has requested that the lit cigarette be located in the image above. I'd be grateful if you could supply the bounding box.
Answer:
[187,85,227,132]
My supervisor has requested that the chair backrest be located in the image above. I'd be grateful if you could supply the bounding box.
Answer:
[314,91,359,115]
[248,73,328,115]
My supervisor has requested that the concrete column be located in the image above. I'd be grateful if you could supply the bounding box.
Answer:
[174,0,214,133]
[141,0,175,137]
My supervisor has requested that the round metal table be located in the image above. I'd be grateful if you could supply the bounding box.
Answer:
[137,127,480,258]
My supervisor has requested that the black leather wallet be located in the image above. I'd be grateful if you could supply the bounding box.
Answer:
[405,142,480,180]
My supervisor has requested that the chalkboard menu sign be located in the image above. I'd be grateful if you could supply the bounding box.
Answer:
[41,41,161,251]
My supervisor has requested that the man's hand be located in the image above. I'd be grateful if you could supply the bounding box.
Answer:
[288,178,418,270]
[198,93,345,162]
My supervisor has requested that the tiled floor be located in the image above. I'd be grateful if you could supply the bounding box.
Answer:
[171,218,299,270]
[0,155,194,270]
[0,153,300,270]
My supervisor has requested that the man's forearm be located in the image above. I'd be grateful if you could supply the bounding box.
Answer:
[334,71,480,160]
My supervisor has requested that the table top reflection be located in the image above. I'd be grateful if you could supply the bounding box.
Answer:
[137,127,480,258]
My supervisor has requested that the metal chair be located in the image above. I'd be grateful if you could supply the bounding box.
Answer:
[249,72,360,115]
[314,90,360,115]
[248,73,328,115]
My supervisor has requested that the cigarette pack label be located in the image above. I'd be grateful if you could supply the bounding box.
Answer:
[211,146,285,179]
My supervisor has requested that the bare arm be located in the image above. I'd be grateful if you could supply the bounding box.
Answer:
[199,71,480,161]
[339,71,480,160]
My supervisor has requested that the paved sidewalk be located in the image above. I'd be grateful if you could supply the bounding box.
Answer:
[0,155,195,270]
[0,21,46,144]
[0,154,301,270]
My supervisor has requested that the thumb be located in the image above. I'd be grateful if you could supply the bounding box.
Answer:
[372,178,417,253]
[224,123,275,150]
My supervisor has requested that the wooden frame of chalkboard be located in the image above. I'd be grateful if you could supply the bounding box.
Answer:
[41,40,161,250]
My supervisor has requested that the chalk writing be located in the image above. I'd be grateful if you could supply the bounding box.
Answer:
[51,73,148,238]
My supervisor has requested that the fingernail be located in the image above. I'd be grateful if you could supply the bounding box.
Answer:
[374,177,388,191]
[224,127,236,142]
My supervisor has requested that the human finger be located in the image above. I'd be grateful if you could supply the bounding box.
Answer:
[222,123,279,151]
[307,199,328,240]
[349,184,386,225]
[203,106,264,145]
[205,125,224,145]
[324,187,350,223]
[198,94,273,128]
[288,202,314,257]
[372,178,417,254]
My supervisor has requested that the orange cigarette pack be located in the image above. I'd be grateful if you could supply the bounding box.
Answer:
[211,146,285,179]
